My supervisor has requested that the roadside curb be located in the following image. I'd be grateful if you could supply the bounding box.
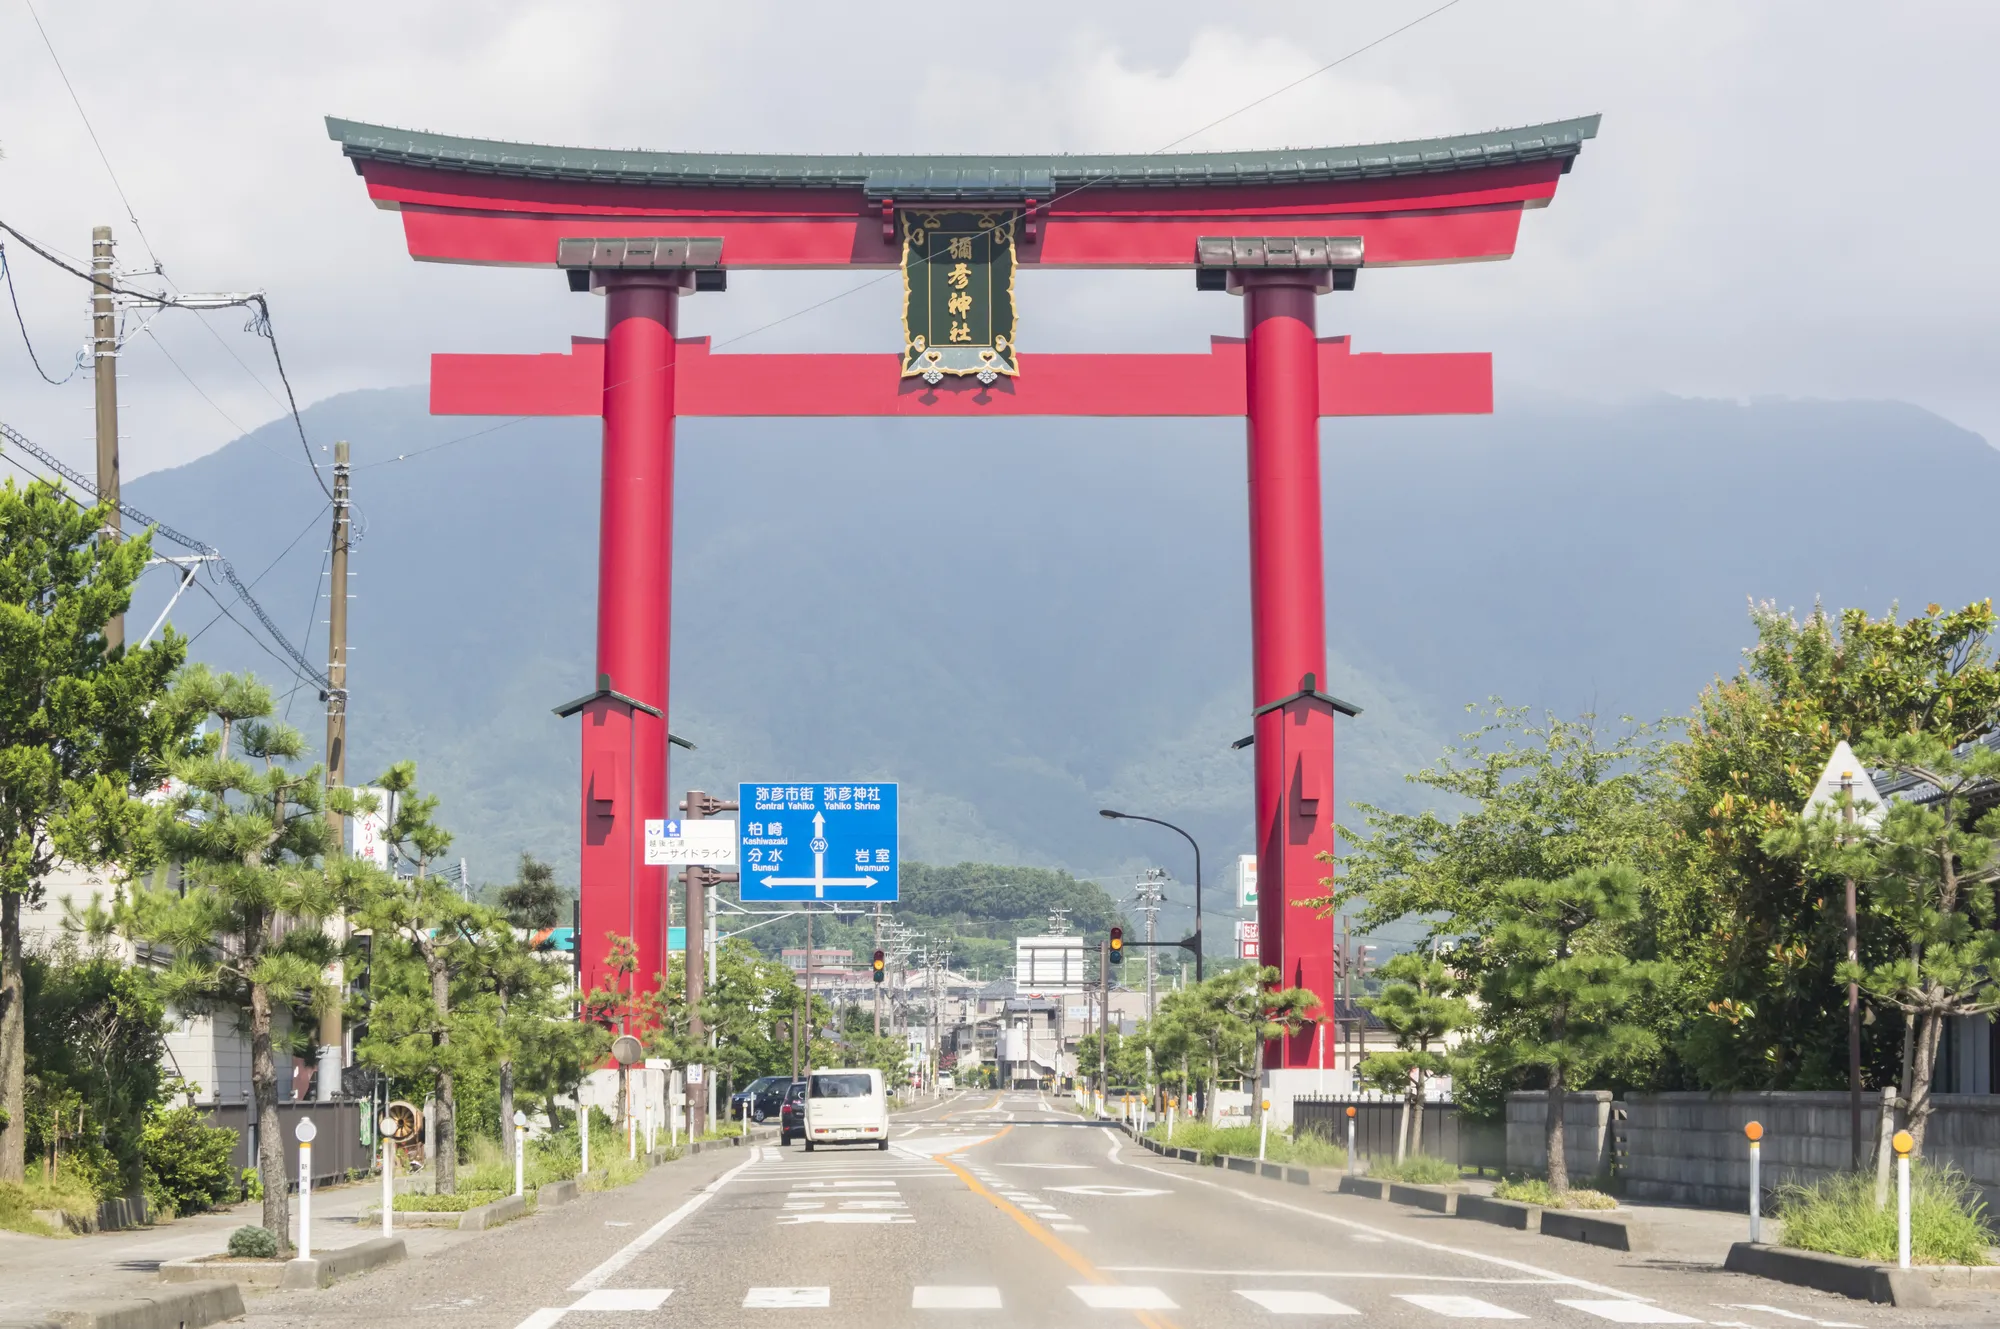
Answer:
[458,1195,527,1231]
[1540,1210,1643,1252]
[1389,1183,1461,1214]
[1131,1134,1307,1185]
[1455,1194,1541,1228]
[1337,1176,1389,1200]
[536,1180,580,1208]
[36,1280,244,1329]
[279,1237,408,1290]
[1724,1241,1933,1308]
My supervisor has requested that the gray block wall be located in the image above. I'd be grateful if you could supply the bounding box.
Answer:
[1505,1091,1613,1179]
[1617,1092,2000,1211]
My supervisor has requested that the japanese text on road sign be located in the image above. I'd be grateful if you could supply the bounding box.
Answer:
[738,782,898,902]
[644,818,737,866]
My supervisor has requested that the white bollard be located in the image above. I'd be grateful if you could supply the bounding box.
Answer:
[1259,1099,1271,1162]
[1745,1120,1763,1242]
[379,1115,396,1238]
[295,1117,317,1260]
[1894,1130,1914,1269]
[514,1110,528,1198]
[1346,1106,1357,1174]
[580,1102,591,1177]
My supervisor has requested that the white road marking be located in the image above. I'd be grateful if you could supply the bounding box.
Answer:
[1118,1159,1647,1301]
[1050,1184,1167,1197]
[1103,1268,1556,1285]
[511,1312,566,1329]
[1351,1234,1384,1243]
[1072,1285,1177,1310]
[912,1286,1003,1309]
[1559,1301,1701,1324]
[779,1211,914,1224]
[1717,1307,1858,1328]
[1053,1222,1090,1232]
[568,1149,763,1291]
[744,1287,831,1308]
[1236,1289,1361,1315]
[570,1289,673,1311]
[994,1162,1093,1169]
[1397,1294,1528,1319]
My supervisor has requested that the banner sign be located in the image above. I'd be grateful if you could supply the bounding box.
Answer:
[901,211,1018,384]
[644,818,737,866]
[1237,853,1258,907]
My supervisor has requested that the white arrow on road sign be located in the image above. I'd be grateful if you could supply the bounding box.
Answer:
[759,808,881,897]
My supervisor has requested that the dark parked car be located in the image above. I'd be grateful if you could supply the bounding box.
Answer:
[777,1080,808,1145]
[731,1075,788,1122]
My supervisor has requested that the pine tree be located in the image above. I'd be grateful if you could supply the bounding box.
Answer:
[1478,866,1671,1192]
[121,671,338,1246]
[349,762,486,1194]
[1775,732,2000,1154]
[0,480,187,1183]
[1359,952,1473,1160]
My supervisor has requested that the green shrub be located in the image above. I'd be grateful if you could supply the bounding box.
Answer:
[142,1105,238,1219]
[1493,1177,1617,1210]
[239,1167,263,1202]
[227,1225,279,1259]
[392,1190,502,1212]
[1777,1163,1993,1266]
[1369,1155,1462,1185]
[1144,1121,1347,1168]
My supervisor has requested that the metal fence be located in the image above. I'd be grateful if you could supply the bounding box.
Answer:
[1293,1095,1506,1173]
[202,1100,369,1189]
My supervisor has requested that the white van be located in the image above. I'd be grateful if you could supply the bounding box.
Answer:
[802,1068,889,1150]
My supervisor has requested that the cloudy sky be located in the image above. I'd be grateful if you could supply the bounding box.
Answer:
[1,0,1994,480]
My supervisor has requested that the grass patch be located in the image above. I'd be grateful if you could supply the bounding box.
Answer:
[1777,1163,1993,1266]
[1493,1177,1617,1210]
[392,1189,503,1213]
[1367,1155,1462,1185]
[582,1153,660,1191]
[0,1172,100,1237]
[1145,1121,1347,1168]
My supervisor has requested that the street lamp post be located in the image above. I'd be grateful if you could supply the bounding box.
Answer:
[1097,810,1203,982]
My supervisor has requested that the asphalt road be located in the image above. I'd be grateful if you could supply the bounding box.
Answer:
[240,1092,1997,1329]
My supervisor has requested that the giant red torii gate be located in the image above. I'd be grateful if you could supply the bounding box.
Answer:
[329,113,1596,1085]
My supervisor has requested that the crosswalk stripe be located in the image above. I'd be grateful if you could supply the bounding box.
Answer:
[1557,1301,1700,1324]
[570,1289,672,1311]
[912,1286,1003,1309]
[1236,1289,1361,1315]
[1396,1294,1528,1319]
[744,1287,831,1308]
[1071,1285,1177,1310]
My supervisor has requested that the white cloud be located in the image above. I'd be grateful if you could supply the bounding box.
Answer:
[0,0,1992,487]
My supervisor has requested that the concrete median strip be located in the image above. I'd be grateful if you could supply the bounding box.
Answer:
[1453,1194,1541,1229]
[40,1281,245,1329]
[279,1237,408,1290]
[459,1194,528,1230]
[536,1179,580,1208]
[1723,1241,1933,1308]
[1539,1210,1644,1252]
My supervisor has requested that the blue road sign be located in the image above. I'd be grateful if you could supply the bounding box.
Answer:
[738,782,898,902]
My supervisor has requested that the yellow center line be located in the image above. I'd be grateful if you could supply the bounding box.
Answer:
[939,1125,1180,1329]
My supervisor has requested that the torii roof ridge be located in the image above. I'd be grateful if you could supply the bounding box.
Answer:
[326,115,1599,196]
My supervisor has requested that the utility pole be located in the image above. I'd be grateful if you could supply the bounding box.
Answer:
[91,226,122,652]
[1098,938,1111,1109]
[1136,869,1165,1024]
[316,440,352,1100]
[678,789,738,1137]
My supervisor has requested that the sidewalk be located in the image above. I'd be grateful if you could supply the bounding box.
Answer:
[0,1179,469,1320]
[1450,1174,1762,1267]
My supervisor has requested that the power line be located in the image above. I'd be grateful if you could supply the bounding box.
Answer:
[0,243,81,384]
[0,218,333,501]
[21,0,159,268]
[0,416,329,689]
[183,500,330,647]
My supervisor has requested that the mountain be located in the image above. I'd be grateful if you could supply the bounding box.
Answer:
[120,387,1998,938]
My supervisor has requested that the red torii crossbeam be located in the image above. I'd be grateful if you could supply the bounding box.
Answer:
[329,114,1597,1097]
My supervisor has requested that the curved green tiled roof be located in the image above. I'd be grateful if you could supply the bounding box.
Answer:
[326,115,1598,199]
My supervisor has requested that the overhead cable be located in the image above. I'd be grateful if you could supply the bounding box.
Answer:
[0,417,329,691]
[0,217,332,501]
[0,244,82,384]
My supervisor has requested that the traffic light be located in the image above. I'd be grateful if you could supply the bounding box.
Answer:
[872,950,886,983]
[1109,926,1124,964]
